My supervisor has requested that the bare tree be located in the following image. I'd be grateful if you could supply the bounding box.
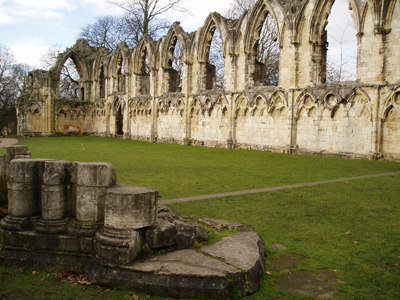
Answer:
[107,0,187,40]
[326,21,357,82]
[220,0,280,86]
[209,29,224,89]
[78,15,137,52]
[0,45,30,135]
[40,45,80,99]
[223,0,258,19]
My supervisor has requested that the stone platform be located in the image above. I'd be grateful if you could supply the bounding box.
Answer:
[0,147,266,299]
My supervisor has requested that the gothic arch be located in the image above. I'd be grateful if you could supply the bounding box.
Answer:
[244,0,284,54]
[310,0,360,42]
[161,23,190,68]
[197,13,229,64]
[26,102,41,115]
[132,36,155,74]
[111,42,131,77]
[295,91,318,119]
[382,89,400,120]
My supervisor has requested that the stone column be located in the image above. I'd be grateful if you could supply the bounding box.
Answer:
[68,162,116,237]
[1,159,48,231]
[94,184,158,265]
[4,145,31,175]
[36,160,71,235]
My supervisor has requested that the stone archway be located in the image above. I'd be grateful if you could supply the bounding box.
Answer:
[116,105,124,135]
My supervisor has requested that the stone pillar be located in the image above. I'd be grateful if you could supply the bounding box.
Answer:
[5,145,31,174]
[36,160,71,235]
[1,159,48,231]
[94,184,158,265]
[68,162,116,237]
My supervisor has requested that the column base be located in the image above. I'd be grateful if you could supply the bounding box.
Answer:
[36,218,70,235]
[94,227,141,265]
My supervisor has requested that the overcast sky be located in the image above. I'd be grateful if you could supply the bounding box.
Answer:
[0,0,356,70]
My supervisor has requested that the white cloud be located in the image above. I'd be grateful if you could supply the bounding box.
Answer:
[0,0,76,26]
[11,38,51,68]
[0,13,14,25]
[12,0,74,11]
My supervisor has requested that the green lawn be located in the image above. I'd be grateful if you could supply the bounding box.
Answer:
[1,136,400,299]
[2,136,399,199]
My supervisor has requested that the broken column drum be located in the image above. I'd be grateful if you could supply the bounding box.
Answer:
[1,159,48,231]
[36,160,71,235]
[68,162,117,237]
[94,184,159,265]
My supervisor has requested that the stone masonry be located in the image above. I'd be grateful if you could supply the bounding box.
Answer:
[0,146,266,298]
[17,0,400,160]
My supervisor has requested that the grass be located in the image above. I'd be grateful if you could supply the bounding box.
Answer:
[3,136,400,199]
[0,136,400,299]
[169,174,400,299]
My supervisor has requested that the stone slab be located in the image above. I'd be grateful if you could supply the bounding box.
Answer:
[200,232,266,294]
[268,253,308,272]
[275,270,338,299]
[0,248,87,272]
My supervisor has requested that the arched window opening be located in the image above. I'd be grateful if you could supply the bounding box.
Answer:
[99,65,106,98]
[326,0,357,82]
[253,13,280,86]
[117,54,125,91]
[208,28,224,90]
[115,102,124,135]
[58,58,80,99]
[138,46,150,95]
[166,36,182,93]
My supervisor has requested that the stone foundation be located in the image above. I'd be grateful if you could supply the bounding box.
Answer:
[0,146,266,298]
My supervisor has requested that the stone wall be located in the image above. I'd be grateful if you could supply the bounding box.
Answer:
[17,0,400,160]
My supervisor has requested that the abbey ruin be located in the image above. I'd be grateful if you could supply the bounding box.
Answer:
[18,0,400,160]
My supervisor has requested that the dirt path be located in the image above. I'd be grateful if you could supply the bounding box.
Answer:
[159,171,400,204]
[0,138,19,148]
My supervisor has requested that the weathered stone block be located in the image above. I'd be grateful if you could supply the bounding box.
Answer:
[74,162,116,187]
[145,218,177,249]
[75,186,107,222]
[8,182,41,217]
[105,184,158,230]
[43,160,70,185]
[41,185,68,220]
[174,220,196,249]
[8,159,49,183]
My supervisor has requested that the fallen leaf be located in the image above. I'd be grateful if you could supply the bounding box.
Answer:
[306,214,312,217]
[392,224,397,226]
[18,268,25,273]
[83,286,88,291]
[40,278,45,281]
[32,271,39,275]
[266,271,271,275]
[395,264,399,267]
[105,289,111,293]
[60,280,66,283]
[345,231,351,235]
[1,271,9,274]
[354,241,359,245]
[78,280,92,286]
[130,292,139,300]
[71,282,77,287]
[96,285,101,290]
[146,296,151,299]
